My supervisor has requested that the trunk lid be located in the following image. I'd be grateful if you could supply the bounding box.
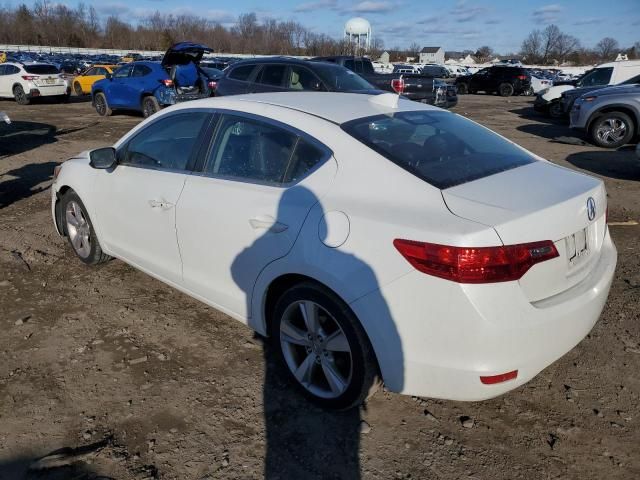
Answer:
[442,161,607,302]
[162,41,213,67]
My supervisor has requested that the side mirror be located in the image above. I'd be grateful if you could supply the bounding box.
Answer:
[89,147,117,169]
[105,72,112,80]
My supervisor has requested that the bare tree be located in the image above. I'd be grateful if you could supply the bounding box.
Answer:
[596,37,620,61]
[521,30,542,63]
[475,45,494,62]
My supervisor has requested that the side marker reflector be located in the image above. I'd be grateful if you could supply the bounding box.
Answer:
[480,370,518,385]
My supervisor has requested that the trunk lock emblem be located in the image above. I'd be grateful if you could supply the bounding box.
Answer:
[587,197,596,221]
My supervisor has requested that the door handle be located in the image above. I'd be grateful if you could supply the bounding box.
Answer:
[249,215,288,233]
[148,199,174,210]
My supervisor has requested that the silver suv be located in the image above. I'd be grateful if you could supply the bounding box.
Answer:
[570,84,640,148]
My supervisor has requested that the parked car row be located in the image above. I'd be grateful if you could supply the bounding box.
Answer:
[455,66,532,97]
[0,62,70,104]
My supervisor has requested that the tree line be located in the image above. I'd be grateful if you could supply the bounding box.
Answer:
[520,25,640,65]
[0,2,637,65]
[0,1,374,56]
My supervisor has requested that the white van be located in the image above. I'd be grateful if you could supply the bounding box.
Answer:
[534,60,640,117]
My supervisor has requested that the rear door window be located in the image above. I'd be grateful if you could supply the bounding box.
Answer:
[342,111,536,189]
[257,65,286,87]
[132,64,152,77]
[578,67,613,86]
[344,59,355,71]
[284,139,328,183]
[121,112,210,171]
[114,64,133,78]
[84,67,97,76]
[229,64,256,81]
[205,115,298,185]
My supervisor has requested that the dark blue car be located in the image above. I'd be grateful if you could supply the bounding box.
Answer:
[91,42,215,117]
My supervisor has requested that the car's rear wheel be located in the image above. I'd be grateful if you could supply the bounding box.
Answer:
[94,92,112,116]
[142,96,160,118]
[272,282,380,410]
[524,86,534,96]
[590,112,635,149]
[73,82,84,96]
[13,85,30,105]
[60,191,111,265]
[498,83,514,97]
[456,83,468,95]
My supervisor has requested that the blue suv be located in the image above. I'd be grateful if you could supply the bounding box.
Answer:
[91,42,215,117]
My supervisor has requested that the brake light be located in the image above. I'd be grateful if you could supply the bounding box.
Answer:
[391,78,405,94]
[516,75,528,80]
[22,75,38,81]
[393,239,559,283]
[160,79,174,87]
[208,80,218,90]
[480,370,518,384]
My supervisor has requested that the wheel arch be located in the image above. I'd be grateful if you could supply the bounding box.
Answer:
[12,82,24,92]
[586,105,640,134]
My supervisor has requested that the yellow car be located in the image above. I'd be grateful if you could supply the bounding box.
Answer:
[72,65,115,95]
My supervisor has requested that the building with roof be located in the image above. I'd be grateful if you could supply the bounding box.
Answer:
[419,47,444,64]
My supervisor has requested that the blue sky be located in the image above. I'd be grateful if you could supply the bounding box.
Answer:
[7,0,640,52]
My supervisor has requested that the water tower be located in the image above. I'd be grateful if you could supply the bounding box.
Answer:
[345,17,372,51]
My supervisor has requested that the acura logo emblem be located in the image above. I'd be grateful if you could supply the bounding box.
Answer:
[587,197,596,221]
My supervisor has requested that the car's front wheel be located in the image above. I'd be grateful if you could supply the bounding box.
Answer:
[456,83,468,95]
[93,92,112,116]
[272,282,380,410]
[590,112,635,149]
[548,101,564,119]
[73,82,84,96]
[60,191,111,265]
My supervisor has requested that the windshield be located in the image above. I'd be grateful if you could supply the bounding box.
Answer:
[342,111,536,189]
[24,64,59,75]
[314,64,375,91]
[577,67,613,87]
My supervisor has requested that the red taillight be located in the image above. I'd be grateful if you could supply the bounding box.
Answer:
[480,370,518,385]
[22,75,38,81]
[391,78,405,94]
[160,79,174,87]
[516,75,528,80]
[208,80,218,90]
[393,239,559,283]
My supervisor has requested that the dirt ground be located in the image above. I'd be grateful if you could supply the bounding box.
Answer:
[0,93,638,480]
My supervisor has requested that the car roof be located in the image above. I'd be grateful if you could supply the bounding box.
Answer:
[170,91,441,124]
[230,57,316,67]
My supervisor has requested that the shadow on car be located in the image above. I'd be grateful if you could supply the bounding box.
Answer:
[231,186,403,479]
[566,149,640,181]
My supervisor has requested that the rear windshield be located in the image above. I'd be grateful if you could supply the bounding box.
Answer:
[24,64,59,75]
[313,64,374,91]
[342,111,536,189]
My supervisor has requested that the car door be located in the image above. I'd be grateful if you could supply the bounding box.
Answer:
[123,64,153,109]
[93,111,212,283]
[107,64,133,106]
[177,113,337,318]
[0,65,8,97]
[250,64,288,93]
[469,68,489,91]
[79,67,98,92]
[217,64,256,96]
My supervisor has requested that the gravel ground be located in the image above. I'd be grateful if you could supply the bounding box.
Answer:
[0,94,639,480]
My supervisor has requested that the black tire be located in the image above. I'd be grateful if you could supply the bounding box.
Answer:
[498,83,514,97]
[142,95,160,118]
[524,86,534,96]
[271,282,380,410]
[94,92,112,117]
[13,85,30,105]
[589,112,635,149]
[73,82,84,96]
[59,191,111,265]
[548,101,564,119]
[456,83,468,95]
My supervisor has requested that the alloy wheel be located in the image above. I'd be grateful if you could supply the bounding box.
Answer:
[596,118,627,146]
[279,300,353,399]
[95,95,106,115]
[65,200,92,259]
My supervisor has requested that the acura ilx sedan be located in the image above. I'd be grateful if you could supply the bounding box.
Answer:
[51,92,617,409]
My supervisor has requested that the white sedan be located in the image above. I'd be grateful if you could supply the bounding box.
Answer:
[51,92,617,409]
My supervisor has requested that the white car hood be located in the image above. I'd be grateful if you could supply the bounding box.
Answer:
[540,85,574,101]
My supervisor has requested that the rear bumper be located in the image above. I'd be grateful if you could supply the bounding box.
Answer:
[351,229,617,400]
[28,85,70,97]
